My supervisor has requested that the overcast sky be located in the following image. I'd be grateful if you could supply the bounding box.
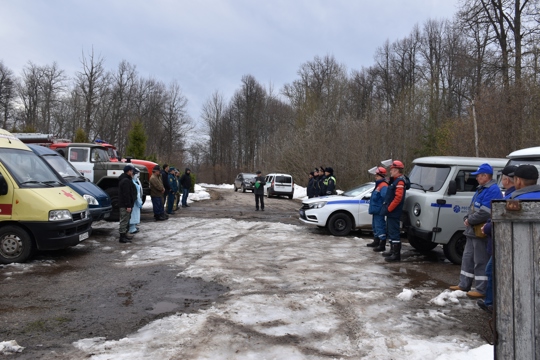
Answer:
[1,0,458,126]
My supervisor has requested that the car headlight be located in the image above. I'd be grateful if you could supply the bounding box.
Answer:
[49,210,72,221]
[83,194,99,205]
[413,203,421,216]
[309,201,327,209]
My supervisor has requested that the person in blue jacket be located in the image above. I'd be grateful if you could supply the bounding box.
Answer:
[167,167,179,214]
[509,164,540,199]
[449,163,502,299]
[367,167,388,251]
[477,165,516,314]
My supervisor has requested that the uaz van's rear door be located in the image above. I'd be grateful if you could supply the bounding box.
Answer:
[274,175,292,192]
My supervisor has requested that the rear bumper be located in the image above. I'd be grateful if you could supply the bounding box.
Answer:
[24,218,93,250]
[268,187,294,196]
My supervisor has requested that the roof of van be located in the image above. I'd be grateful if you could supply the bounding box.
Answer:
[0,129,31,151]
[27,144,59,155]
[412,156,508,167]
[507,146,540,159]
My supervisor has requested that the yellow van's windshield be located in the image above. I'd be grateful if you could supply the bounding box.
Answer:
[0,148,64,187]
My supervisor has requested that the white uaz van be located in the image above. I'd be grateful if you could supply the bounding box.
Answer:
[403,156,507,264]
[505,146,540,184]
[264,173,294,199]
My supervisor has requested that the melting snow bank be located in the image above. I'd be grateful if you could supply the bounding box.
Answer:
[0,340,24,355]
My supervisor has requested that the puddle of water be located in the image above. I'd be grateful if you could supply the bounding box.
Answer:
[165,293,212,301]
[147,301,179,315]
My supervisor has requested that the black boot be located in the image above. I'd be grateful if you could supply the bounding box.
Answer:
[373,239,386,252]
[385,242,401,262]
[366,237,380,248]
[119,233,132,243]
[382,242,393,257]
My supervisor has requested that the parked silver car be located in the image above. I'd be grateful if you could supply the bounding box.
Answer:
[234,173,257,193]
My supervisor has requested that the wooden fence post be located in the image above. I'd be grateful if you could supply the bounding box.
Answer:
[492,200,540,360]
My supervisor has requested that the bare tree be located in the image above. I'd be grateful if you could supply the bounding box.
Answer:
[75,49,110,138]
[0,61,16,129]
[39,62,67,134]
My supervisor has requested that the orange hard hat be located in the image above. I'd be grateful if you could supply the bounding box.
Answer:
[376,167,387,176]
[390,160,404,169]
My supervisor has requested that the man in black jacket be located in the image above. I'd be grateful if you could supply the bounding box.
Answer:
[252,170,267,211]
[118,165,137,243]
[180,168,192,208]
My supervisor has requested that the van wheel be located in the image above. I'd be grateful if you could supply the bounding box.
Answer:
[288,195,293,199]
[0,226,35,264]
[443,232,466,265]
[327,213,352,236]
[407,234,438,252]
[105,187,120,222]
[241,185,246,193]
[234,186,237,192]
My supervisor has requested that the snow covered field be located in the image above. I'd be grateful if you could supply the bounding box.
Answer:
[1,184,493,359]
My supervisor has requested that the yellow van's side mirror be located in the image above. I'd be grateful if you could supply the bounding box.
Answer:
[0,173,8,195]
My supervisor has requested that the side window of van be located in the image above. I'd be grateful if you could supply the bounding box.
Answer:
[455,170,478,192]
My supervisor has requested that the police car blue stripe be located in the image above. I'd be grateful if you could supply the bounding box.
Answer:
[327,200,369,205]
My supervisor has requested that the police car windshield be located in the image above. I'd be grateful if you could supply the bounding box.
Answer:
[0,148,65,187]
[408,165,450,192]
[343,182,374,197]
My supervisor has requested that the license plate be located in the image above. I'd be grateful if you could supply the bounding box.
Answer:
[79,232,89,241]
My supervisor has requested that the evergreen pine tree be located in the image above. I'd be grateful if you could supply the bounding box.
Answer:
[126,120,147,159]
[74,128,87,142]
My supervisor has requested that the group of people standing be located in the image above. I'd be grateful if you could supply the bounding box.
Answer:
[306,166,337,198]
[365,160,408,262]
[116,162,193,244]
[448,163,540,314]
[149,164,192,221]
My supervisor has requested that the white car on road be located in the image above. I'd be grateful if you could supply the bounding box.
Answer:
[299,182,374,236]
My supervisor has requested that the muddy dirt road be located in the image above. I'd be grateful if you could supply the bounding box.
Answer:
[0,188,493,359]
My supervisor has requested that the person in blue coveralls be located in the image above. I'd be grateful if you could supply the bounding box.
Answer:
[367,167,388,252]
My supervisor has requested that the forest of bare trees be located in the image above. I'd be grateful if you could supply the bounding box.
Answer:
[1,1,540,189]
[0,49,192,167]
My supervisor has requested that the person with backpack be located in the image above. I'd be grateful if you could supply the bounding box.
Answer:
[367,167,388,251]
[380,160,409,262]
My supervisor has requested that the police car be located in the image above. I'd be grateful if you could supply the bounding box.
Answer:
[299,182,374,236]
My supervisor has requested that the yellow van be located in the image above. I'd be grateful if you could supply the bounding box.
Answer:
[0,129,92,263]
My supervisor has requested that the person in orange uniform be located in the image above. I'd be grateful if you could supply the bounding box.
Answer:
[380,160,408,262]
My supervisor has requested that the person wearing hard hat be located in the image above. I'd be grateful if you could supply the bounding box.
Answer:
[380,160,408,262]
[367,167,388,251]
